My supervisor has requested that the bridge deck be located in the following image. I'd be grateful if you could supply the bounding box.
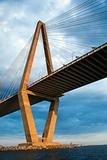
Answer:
[0,43,107,117]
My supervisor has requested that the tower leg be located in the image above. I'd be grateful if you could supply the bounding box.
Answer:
[42,97,59,143]
[18,91,38,144]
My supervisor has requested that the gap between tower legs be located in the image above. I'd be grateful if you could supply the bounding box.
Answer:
[18,90,60,145]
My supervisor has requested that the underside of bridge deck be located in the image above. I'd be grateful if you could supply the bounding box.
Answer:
[0,42,107,117]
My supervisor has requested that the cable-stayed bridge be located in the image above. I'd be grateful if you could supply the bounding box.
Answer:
[0,0,107,145]
[0,42,107,116]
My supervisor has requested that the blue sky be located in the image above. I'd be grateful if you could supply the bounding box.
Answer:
[0,0,107,146]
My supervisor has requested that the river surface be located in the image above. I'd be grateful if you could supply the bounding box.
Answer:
[0,145,107,160]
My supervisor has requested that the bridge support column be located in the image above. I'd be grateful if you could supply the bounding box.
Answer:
[18,21,42,145]
[42,97,59,143]
[18,91,38,144]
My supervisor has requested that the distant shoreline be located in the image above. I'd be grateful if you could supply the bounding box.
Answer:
[0,143,79,151]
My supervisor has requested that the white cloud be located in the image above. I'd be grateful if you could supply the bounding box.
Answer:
[0,136,25,146]
[54,0,71,10]
[54,132,107,145]
[0,0,72,71]
[1,131,107,146]
[0,20,10,33]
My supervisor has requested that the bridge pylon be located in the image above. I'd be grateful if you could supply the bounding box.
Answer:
[18,21,59,145]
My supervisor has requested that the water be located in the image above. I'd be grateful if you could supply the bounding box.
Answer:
[0,145,107,160]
